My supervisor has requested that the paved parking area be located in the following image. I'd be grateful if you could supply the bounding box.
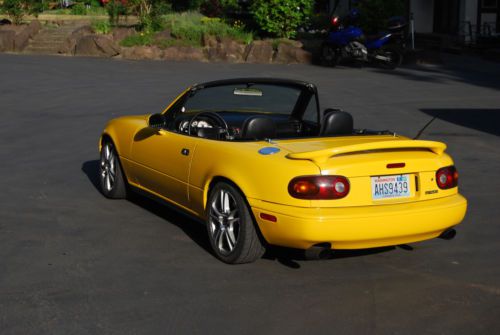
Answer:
[1,54,499,335]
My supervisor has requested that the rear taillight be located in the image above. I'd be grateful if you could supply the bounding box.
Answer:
[288,176,350,199]
[436,166,458,189]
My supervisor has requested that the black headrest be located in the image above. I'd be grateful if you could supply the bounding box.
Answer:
[321,109,353,136]
[240,116,277,140]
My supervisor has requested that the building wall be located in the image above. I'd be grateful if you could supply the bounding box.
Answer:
[464,0,478,27]
[410,0,435,33]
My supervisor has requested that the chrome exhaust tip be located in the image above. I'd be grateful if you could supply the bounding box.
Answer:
[305,243,332,260]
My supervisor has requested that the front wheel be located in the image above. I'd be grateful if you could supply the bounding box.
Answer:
[99,141,127,199]
[207,182,265,264]
[375,46,403,70]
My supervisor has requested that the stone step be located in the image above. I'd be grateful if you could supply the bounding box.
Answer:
[23,23,88,55]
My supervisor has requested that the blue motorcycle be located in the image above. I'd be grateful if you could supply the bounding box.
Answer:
[321,11,405,69]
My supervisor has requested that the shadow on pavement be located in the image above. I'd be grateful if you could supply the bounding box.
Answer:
[82,159,397,269]
[420,108,500,136]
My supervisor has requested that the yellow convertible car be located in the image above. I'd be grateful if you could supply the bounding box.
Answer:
[99,78,467,264]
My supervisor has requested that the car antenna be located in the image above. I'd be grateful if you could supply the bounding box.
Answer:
[414,116,437,140]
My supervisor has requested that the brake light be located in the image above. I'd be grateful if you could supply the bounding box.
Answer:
[288,176,350,199]
[436,166,458,189]
[331,16,339,26]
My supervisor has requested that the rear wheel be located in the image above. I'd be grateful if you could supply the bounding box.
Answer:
[207,182,265,264]
[376,46,403,70]
[99,141,127,199]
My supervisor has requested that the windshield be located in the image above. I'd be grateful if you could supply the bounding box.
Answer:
[184,84,305,116]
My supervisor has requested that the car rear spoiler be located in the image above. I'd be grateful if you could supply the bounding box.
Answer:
[286,140,447,164]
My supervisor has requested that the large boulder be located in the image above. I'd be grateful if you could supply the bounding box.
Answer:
[216,38,247,63]
[121,46,163,60]
[274,42,312,64]
[59,25,93,54]
[13,29,30,51]
[0,30,15,52]
[202,34,217,49]
[112,27,135,43]
[245,40,274,63]
[74,35,120,57]
[163,46,206,62]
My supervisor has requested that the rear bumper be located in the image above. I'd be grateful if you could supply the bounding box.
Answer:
[249,194,467,250]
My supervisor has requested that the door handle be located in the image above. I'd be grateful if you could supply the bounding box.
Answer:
[181,148,190,156]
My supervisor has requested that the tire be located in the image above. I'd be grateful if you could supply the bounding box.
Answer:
[99,140,127,199]
[206,182,265,264]
[321,43,339,67]
[376,46,403,70]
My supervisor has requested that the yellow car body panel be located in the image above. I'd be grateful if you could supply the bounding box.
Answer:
[100,87,467,251]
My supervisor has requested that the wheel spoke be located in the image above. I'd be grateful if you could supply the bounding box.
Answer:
[211,201,223,217]
[108,171,115,183]
[105,174,111,191]
[226,226,236,249]
[104,145,110,160]
[215,228,224,251]
[219,190,225,213]
[225,231,234,250]
[223,191,230,214]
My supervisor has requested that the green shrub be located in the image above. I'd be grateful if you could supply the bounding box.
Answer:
[250,0,313,38]
[71,3,87,15]
[91,20,111,34]
[106,0,127,26]
[171,0,204,11]
[201,0,240,18]
[2,0,24,24]
[164,11,252,46]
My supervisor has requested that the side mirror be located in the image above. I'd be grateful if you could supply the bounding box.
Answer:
[148,113,166,129]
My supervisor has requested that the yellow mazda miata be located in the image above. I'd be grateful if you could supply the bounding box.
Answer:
[99,78,467,264]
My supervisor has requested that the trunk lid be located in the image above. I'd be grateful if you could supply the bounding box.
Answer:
[277,135,456,207]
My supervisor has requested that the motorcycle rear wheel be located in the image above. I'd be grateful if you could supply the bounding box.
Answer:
[376,46,403,70]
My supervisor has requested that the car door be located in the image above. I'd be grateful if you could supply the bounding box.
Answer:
[129,127,197,210]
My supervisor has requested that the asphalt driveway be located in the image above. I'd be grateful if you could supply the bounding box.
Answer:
[1,53,499,335]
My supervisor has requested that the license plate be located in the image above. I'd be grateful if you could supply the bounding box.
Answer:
[371,174,412,200]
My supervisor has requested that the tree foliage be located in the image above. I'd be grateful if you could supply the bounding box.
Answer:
[356,0,405,33]
[250,0,313,38]
[1,0,43,24]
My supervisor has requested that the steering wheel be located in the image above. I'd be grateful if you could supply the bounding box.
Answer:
[188,111,230,139]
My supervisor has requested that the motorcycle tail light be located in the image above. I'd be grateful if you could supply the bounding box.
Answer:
[289,176,350,200]
[436,166,458,189]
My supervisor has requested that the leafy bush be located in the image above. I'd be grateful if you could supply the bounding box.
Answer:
[121,11,253,48]
[201,0,240,18]
[250,0,313,38]
[71,3,87,15]
[127,0,171,33]
[106,0,127,26]
[91,20,111,34]
[1,0,43,24]
[164,11,252,45]
[170,0,204,11]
